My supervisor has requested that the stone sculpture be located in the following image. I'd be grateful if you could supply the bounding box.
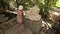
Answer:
[23,5,42,34]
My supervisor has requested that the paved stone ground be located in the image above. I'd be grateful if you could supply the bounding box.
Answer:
[4,24,33,34]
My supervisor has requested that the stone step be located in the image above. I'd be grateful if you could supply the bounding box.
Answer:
[0,17,8,23]
[0,14,5,18]
[0,17,17,34]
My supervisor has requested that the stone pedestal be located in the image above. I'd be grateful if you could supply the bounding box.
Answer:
[23,18,42,33]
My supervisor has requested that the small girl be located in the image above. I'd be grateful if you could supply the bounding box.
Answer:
[17,5,23,26]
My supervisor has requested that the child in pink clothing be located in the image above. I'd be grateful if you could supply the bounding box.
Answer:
[17,5,24,25]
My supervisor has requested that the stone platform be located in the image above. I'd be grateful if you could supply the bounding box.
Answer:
[4,24,33,34]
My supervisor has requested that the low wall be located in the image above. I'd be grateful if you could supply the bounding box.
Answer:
[0,17,17,34]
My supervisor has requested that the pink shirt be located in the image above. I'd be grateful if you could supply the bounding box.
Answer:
[17,10,23,25]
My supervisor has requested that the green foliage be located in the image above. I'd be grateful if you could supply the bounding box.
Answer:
[23,0,57,13]
[38,0,57,15]
[23,0,35,10]
[3,0,58,12]
[56,0,60,7]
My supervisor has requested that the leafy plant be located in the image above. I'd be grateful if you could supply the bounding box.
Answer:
[23,0,35,10]
[38,0,57,18]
